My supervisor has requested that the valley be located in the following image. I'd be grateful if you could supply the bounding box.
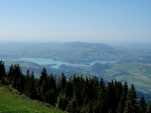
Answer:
[0,42,151,99]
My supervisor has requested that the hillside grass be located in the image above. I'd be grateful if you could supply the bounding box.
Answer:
[0,85,64,113]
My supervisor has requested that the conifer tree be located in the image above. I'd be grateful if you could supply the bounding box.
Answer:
[117,96,125,113]
[146,104,151,113]
[8,64,14,84]
[56,95,68,110]
[9,64,24,92]
[66,98,78,113]
[0,61,6,78]
[0,61,7,84]
[139,96,147,113]
[123,85,138,113]
[38,68,48,101]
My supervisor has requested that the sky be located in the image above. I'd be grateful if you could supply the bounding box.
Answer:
[0,0,151,43]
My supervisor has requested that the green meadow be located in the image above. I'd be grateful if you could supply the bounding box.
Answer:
[0,85,64,113]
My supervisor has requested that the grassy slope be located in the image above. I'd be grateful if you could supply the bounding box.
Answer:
[0,86,64,113]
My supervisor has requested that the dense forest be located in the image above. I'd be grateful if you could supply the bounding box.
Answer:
[0,61,150,113]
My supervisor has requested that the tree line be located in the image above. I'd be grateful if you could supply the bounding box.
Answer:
[0,61,150,113]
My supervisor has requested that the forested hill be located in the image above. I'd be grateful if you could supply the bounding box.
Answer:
[0,61,150,113]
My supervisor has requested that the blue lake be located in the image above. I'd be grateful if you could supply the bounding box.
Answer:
[4,57,116,69]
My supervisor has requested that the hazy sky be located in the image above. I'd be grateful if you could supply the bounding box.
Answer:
[0,0,151,43]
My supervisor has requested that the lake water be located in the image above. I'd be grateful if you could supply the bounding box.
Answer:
[3,57,116,69]
[18,58,89,68]
[17,58,116,69]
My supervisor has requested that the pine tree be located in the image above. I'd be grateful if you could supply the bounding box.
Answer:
[56,95,68,110]
[30,72,37,99]
[8,64,14,84]
[38,68,49,101]
[123,82,128,99]
[24,70,31,96]
[123,85,138,113]
[100,78,105,89]
[117,96,125,113]
[0,61,6,78]
[0,61,7,84]
[45,74,57,105]
[66,98,78,113]
[139,96,147,113]
[146,104,151,113]
[64,81,73,99]
[60,73,66,89]
[9,64,24,92]
[57,73,66,92]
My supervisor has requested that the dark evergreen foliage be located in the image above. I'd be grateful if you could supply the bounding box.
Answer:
[0,62,150,113]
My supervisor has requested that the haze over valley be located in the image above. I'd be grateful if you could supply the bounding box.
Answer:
[0,42,150,99]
